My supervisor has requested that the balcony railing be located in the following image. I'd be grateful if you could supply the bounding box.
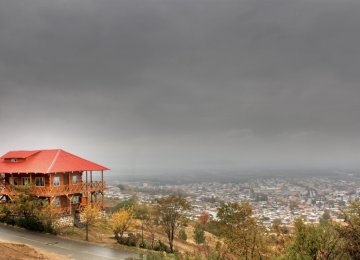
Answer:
[0,181,105,197]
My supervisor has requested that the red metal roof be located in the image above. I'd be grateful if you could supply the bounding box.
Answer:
[0,149,109,174]
[1,150,40,159]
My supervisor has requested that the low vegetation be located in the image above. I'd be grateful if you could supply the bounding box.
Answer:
[105,196,360,259]
[0,186,53,233]
[3,187,360,259]
[110,207,135,244]
[82,203,102,241]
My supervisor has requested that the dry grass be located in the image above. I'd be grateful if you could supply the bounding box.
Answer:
[0,241,67,260]
[58,219,220,256]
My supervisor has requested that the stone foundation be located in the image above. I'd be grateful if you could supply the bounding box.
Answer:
[52,215,74,229]
[52,210,107,228]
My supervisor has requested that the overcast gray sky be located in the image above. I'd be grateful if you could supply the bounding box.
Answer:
[1,0,360,172]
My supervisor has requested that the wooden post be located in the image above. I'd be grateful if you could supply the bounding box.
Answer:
[29,173,33,194]
[101,170,104,208]
[90,171,93,204]
[50,197,54,213]
[86,171,88,205]
[68,195,72,215]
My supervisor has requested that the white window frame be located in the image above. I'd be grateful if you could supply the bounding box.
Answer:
[53,197,60,206]
[53,177,60,186]
[72,175,78,184]
[71,195,80,204]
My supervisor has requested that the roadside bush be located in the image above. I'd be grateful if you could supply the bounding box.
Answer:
[0,209,51,232]
[16,216,45,232]
[0,205,10,221]
[153,240,170,252]
[110,207,134,244]
[117,232,141,247]
[4,216,16,226]
[128,233,141,246]
[0,187,53,233]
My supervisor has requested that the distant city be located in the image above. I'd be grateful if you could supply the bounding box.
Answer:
[106,169,360,227]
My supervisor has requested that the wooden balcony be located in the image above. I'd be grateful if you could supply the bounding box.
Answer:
[0,181,105,197]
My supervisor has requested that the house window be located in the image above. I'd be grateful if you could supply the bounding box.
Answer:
[35,177,45,187]
[72,175,78,184]
[53,197,60,206]
[22,177,30,185]
[9,177,18,186]
[53,177,60,186]
[71,195,80,204]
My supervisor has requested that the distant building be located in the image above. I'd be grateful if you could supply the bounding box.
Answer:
[0,149,109,215]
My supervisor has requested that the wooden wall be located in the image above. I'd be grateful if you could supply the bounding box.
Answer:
[4,171,83,186]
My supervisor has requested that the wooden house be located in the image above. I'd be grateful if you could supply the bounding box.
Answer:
[0,149,109,214]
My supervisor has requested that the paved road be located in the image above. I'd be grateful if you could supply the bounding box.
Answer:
[0,224,141,259]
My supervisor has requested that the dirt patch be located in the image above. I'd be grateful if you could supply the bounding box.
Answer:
[0,241,68,260]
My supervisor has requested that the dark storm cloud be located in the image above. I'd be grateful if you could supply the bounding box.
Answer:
[1,0,360,170]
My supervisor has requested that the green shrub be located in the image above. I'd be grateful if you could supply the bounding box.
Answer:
[153,240,169,252]
[117,233,141,247]
[194,223,205,244]
[178,228,187,241]
[16,216,45,232]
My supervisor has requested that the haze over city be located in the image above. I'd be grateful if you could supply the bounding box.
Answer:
[1,0,360,174]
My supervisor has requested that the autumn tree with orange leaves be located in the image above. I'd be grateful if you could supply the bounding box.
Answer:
[110,207,135,243]
[82,203,102,241]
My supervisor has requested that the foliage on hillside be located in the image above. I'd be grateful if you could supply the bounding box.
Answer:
[3,188,360,259]
[82,203,102,241]
[155,195,192,253]
[0,186,53,232]
[106,196,360,259]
